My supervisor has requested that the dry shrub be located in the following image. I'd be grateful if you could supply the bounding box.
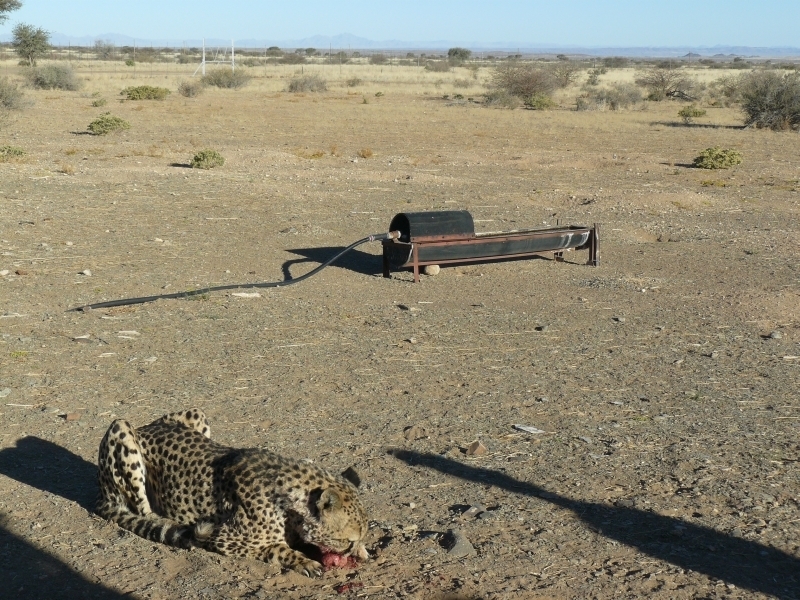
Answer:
[576,83,642,111]
[25,65,81,91]
[483,89,522,108]
[287,75,327,93]
[91,97,107,107]
[739,71,800,131]
[425,61,451,73]
[357,148,373,159]
[345,77,362,87]
[178,80,204,98]
[57,162,75,175]
[0,77,26,110]
[708,75,742,107]
[280,53,306,65]
[202,69,251,89]
[453,78,471,88]
[492,62,555,103]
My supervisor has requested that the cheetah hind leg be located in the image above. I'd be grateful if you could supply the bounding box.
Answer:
[154,408,211,438]
[96,419,194,548]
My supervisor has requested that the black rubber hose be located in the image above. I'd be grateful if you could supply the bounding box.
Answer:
[70,231,400,312]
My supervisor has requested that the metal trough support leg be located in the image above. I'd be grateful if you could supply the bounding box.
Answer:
[383,247,391,278]
[412,244,420,283]
[554,250,564,262]
[588,223,600,266]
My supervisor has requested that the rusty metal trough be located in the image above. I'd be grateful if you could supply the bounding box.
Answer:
[382,210,599,282]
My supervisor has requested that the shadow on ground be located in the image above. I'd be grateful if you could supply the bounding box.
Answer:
[650,121,745,130]
[0,519,125,599]
[391,449,800,600]
[284,246,382,278]
[0,436,97,511]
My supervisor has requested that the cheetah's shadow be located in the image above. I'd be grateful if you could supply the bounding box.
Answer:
[0,436,97,512]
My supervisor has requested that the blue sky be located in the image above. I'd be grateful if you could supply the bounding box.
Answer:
[2,1,798,47]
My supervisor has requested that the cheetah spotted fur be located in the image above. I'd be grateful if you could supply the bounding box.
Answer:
[96,408,368,576]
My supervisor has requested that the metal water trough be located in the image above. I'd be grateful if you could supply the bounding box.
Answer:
[382,210,599,282]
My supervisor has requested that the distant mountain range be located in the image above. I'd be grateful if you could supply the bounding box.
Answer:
[1,31,799,58]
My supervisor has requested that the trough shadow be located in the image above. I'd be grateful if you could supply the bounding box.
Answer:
[284,246,382,279]
[0,520,124,599]
[0,436,97,512]
[169,162,192,168]
[391,449,800,599]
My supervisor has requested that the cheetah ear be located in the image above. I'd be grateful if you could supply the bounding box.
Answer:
[317,488,342,513]
[341,466,361,488]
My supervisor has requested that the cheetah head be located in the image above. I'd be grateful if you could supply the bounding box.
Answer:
[302,469,368,564]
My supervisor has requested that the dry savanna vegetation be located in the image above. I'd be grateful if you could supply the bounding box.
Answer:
[0,46,799,600]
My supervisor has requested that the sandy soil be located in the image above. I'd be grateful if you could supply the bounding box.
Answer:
[1,68,799,599]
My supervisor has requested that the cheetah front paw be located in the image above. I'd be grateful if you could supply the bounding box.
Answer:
[293,557,324,578]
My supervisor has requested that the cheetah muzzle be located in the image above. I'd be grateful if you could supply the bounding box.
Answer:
[96,409,368,577]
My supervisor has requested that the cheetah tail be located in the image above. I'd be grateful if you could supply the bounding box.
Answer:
[111,510,196,549]
[193,520,215,542]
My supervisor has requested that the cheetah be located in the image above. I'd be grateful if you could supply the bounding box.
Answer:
[96,408,368,577]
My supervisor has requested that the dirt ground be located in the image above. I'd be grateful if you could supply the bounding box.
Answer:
[1,67,799,599]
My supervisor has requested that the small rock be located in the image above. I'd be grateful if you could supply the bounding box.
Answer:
[63,412,81,422]
[466,441,487,456]
[709,351,719,359]
[769,330,783,340]
[65,241,73,246]
[403,425,427,441]
[613,316,626,323]
[616,498,635,508]
[0,270,9,276]
[513,424,545,434]
[72,335,92,343]
[534,325,549,332]
[405,337,417,344]
[441,529,476,557]
[423,264,440,276]
[461,504,485,519]
[578,436,593,445]
[80,269,92,276]
[15,269,28,276]
[0,388,11,398]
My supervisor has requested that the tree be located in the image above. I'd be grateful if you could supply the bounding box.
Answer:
[12,23,50,66]
[447,47,472,63]
[94,39,116,60]
[492,62,555,100]
[0,0,22,24]
[635,65,696,101]
[550,60,579,88]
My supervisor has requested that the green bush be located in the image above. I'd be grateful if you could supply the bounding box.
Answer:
[0,77,26,110]
[678,104,707,124]
[201,69,251,89]
[280,53,305,65]
[524,93,556,110]
[178,80,204,97]
[369,53,387,65]
[739,71,800,131]
[692,147,742,169]
[91,97,107,107]
[120,85,170,100]
[0,146,25,162]
[125,59,135,67]
[24,65,81,91]
[191,149,225,169]
[576,83,641,111]
[447,47,472,63]
[87,113,130,135]
[287,75,327,93]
